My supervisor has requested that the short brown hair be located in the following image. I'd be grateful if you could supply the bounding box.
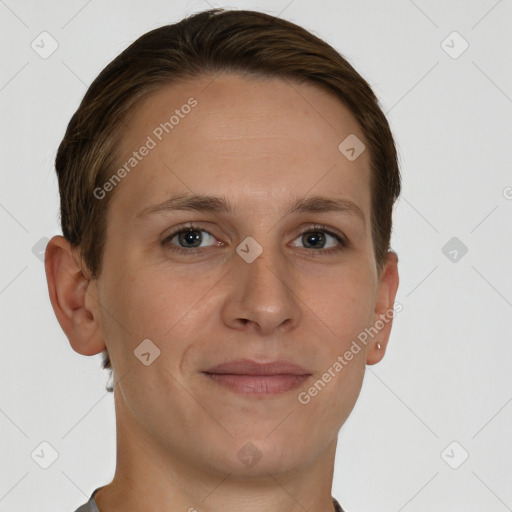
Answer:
[55,8,401,380]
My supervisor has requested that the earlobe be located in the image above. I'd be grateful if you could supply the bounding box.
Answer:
[366,251,399,366]
[44,235,106,356]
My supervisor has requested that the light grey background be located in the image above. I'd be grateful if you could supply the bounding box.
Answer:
[1,0,511,511]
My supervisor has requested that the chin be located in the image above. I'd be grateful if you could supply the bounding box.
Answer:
[204,435,314,479]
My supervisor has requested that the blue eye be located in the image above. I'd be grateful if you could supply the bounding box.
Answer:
[167,227,216,249]
[290,227,345,251]
[162,223,347,256]
[162,225,218,255]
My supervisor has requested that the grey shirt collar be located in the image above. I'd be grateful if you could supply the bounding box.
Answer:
[75,487,346,512]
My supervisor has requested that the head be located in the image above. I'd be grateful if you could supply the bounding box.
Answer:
[46,8,400,478]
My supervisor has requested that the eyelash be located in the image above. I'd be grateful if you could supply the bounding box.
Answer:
[162,223,348,256]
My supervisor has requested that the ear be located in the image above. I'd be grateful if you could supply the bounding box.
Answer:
[44,235,106,356]
[366,250,399,365]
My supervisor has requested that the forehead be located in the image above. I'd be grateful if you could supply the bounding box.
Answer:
[111,73,371,220]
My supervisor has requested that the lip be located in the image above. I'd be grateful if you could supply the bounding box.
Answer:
[203,358,312,396]
[204,358,310,376]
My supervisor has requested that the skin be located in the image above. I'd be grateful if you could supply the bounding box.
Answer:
[45,73,399,512]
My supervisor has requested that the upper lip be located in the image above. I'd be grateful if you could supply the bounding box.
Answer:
[203,358,311,376]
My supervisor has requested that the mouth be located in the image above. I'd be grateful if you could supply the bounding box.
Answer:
[202,358,312,396]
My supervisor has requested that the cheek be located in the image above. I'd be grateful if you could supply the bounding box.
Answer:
[298,275,372,428]
[305,265,376,342]
[98,261,219,365]
[111,275,180,337]
[298,266,375,411]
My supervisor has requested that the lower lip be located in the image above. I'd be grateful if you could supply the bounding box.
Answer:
[204,373,311,396]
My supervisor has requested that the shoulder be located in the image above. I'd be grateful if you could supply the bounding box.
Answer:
[333,496,348,512]
[73,502,97,512]
[72,487,101,512]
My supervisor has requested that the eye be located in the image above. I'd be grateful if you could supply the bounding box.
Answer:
[162,225,219,253]
[290,224,346,253]
[161,223,347,256]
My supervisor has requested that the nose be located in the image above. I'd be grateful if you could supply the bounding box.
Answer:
[220,247,301,336]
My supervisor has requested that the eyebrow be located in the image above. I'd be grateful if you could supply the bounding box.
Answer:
[136,193,365,223]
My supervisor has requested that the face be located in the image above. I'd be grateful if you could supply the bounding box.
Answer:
[84,73,397,477]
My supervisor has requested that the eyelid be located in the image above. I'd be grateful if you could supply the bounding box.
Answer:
[289,223,349,253]
[162,223,219,248]
[293,223,348,245]
[161,222,349,253]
